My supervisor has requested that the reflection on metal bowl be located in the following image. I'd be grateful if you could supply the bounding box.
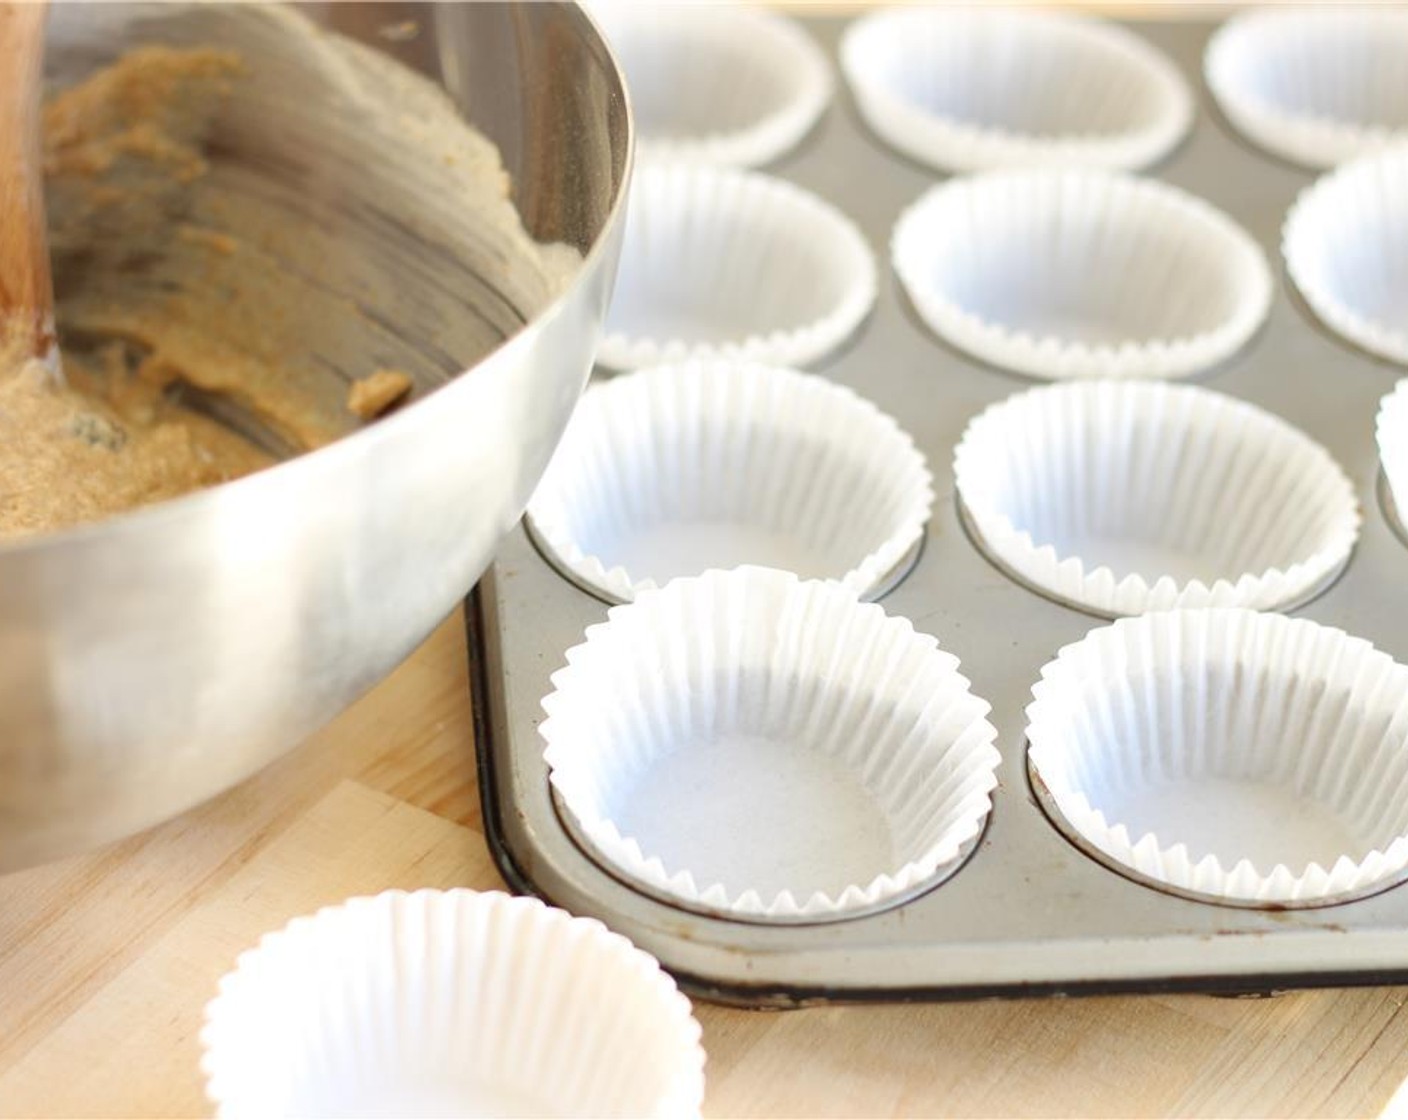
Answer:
[0,1,631,870]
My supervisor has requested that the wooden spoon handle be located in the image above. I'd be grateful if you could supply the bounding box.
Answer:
[0,1,55,368]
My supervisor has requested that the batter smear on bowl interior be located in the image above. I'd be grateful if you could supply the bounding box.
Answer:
[1,34,569,538]
[0,47,290,538]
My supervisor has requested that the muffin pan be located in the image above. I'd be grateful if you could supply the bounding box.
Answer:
[469,17,1408,1005]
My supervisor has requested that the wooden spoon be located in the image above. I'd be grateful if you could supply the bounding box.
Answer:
[0,1,58,377]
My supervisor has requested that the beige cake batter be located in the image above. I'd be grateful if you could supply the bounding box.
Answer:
[0,48,279,537]
[1,18,573,539]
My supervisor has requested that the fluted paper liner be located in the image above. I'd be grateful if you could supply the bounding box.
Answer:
[840,7,1192,173]
[893,169,1272,380]
[542,567,1000,923]
[1027,610,1408,907]
[599,163,876,371]
[1284,147,1408,367]
[1205,9,1408,171]
[592,3,831,168]
[526,361,933,603]
[200,889,705,1119]
[954,380,1359,617]
[1379,380,1408,521]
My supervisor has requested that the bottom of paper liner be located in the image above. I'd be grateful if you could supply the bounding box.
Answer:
[552,783,989,926]
[955,495,1353,623]
[1027,755,1408,911]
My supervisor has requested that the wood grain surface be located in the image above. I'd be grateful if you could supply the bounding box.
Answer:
[2,612,1408,1118]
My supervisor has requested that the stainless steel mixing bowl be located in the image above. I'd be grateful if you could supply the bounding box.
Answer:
[0,1,630,870]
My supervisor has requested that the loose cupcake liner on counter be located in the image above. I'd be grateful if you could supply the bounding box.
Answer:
[840,6,1192,173]
[541,567,1001,924]
[892,169,1272,381]
[590,3,831,168]
[598,163,877,371]
[1284,146,1408,368]
[1027,610,1408,908]
[1205,8,1408,171]
[525,360,933,603]
[200,889,705,1119]
[953,380,1360,618]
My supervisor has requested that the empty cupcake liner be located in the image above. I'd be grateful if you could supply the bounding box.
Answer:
[893,169,1273,380]
[840,7,1192,174]
[1284,146,1408,367]
[542,566,1001,923]
[953,380,1360,618]
[1205,8,1408,171]
[1379,380,1408,527]
[590,3,831,168]
[598,163,877,371]
[200,889,705,1119]
[525,360,933,604]
[1027,609,1408,907]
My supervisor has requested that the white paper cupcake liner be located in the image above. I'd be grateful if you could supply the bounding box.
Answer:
[953,380,1360,618]
[840,6,1192,174]
[598,163,876,371]
[1378,380,1408,525]
[542,566,1000,923]
[1205,8,1408,171]
[1284,146,1408,367]
[526,360,933,603]
[590,3,831,168]
[1027,609,1408,907]
[893,169,1273,381]
[200,889,705,1119]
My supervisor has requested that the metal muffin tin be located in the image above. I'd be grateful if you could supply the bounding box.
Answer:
[468,16,1408,1006]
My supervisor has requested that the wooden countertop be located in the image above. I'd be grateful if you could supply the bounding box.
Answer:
[3,610,1408,1118]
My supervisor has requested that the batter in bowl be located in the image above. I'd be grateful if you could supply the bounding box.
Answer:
[1,9,575,538]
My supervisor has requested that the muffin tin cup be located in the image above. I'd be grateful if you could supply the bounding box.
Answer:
[200,889,706,1119]
[953,380,1360,618]
[1027,610,1408,909]
[541,567,1001,925]
[598,163,877,371]
[1284,146,1408,368]
[525,360,934,604]
[1205,9,1408,171]
[1379,380,1408,530]
[892,169,1273,381]
[840,7,1192,174]
[591,3,831,168]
